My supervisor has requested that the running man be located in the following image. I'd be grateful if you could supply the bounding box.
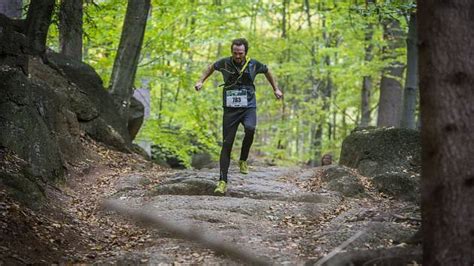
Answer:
[194,38,283,194]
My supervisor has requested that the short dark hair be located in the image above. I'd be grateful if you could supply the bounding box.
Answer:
[321,153,333,166]
[231,38,249,53]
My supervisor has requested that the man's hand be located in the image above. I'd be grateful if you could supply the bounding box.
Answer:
[194,81,203,91]
[274,88,283,99]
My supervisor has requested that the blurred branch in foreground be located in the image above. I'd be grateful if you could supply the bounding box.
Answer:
[102,200,270,265]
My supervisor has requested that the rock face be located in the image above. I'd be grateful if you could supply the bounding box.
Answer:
[0,68,66,181]
[327,175,365,197]
[372,172,420,202]
[0,21,142,205]
[45,51,132,149]
[339,127,421,202]
[320,165,366,197]
[340,127,421,177]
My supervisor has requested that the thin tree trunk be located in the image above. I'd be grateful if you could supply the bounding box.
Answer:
[0,0,22,18]
[360,0,375,127]
[304,0,322,166]
[109,0,151,118]
[419,1,474,264]
[25,0,55,54]
[310,125,323,166]
[377,18,405,127]
[342,108,347,137]
[59,0,83,61]
[400,12,418,129]
[319,12,332,159]
[360,75,372,127]
[183,0,196,101]
[275,0,289,153]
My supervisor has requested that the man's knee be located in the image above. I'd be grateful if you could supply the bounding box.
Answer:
[222,135,236,147]
[244,126,256,135]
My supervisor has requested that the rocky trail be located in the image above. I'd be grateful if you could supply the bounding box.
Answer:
[0,138,421,265]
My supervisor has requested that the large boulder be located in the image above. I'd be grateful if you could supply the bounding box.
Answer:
[0,67,68,206]
[320,165,366,197]
[0,68,66,180]
[44,51,132,151]
[0,25,30,91]
[339,127,421,177]
[0,22,140,205]
[0,147,45,208]
[326,175,365,197]
[320,165,356,182]
[372,172,420,202]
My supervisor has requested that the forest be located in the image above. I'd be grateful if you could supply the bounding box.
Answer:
[0,0,473,265]
[44,0,417,166]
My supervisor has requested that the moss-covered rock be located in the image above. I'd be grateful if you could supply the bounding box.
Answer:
[0,148,46,208]
[45,51,133,151]
[150,178,216,196]
[372,172,420,202]
[0,68,65,181]
[320,165,356,182]
[339,127,421,177]
[327,175,366,197]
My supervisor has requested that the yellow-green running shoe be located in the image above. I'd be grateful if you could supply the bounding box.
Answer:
[214,180,227,195]
[239,160,249,174]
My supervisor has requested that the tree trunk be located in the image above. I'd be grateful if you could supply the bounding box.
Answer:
[377,18,405,127]
[25,0,55,54]
[0,0,22,18]
[360,0,375,127]
[59,0,83,61]
[400,12,418,129]
[274,0,289,154]
[360,75,372,127]
[418,1,474,264]
[109,0,151,118]
[304,0,317,163]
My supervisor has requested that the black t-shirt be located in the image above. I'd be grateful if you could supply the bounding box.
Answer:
[214,57,268,108]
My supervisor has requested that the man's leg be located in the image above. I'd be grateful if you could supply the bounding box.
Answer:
[240,107,257,162]
[219,108,241,182]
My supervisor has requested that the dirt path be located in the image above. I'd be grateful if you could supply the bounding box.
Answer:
[104,165,339,264]
[73,160,420,265]
[1,139,421,265]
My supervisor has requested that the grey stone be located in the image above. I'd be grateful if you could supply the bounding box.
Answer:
[45,51,132,151]
[327,175,365,197]
[151,178,216,196]
[372,172,420,202]
[116,174,149,192]
[320,165,356,182]
[0,68,65,181]
[340,127,421,177]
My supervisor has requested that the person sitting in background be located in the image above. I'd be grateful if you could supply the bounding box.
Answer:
[321,153,333,166]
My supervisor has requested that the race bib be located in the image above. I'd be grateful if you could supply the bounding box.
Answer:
[225,89,248,107]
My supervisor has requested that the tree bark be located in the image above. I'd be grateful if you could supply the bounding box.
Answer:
[359,0,375,127]
[304,0,323,165]
[377,18,405,127]
[109,0,151,117]
[400,12,418,129]
[59,0,83,61]
[0,0,22,18]
[418,1,474,264]
[25,0,55,54]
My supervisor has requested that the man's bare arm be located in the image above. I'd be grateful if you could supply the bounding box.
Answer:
[194,64,215,91]
[264,70,283,99]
